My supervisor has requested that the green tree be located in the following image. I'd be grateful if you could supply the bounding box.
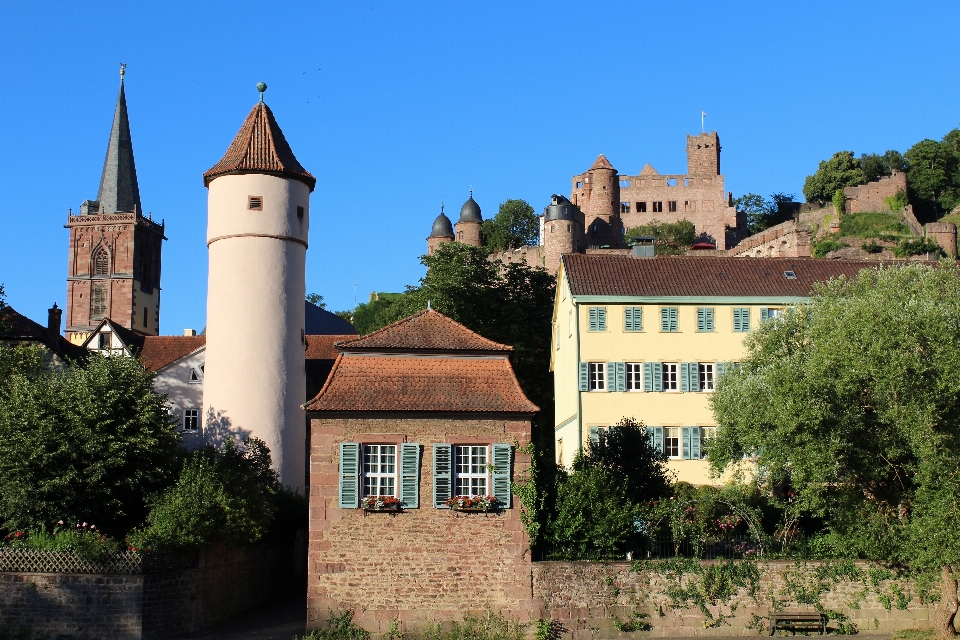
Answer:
[734,193,797,235]
[0,351,184,537]
[625,219,697,254]
[802,151,865,204]
[860,150,907,184]
[350,293,407,335]
[708,263,960,568]
[832,188,846,214]
[906,134,960,220]
[305,293,326,308]
[481,199,540,254]
[0,284,9,333]
[130,438,282,548]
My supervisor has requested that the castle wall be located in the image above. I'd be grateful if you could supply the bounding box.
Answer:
[926,222,958,257]
[843,172,907,213]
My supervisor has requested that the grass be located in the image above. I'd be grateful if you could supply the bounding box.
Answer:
[297,609,528,640]
[891,629,935,640]
[838,211,910,239]
[939,211,960,226]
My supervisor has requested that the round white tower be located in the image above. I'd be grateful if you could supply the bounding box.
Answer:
[202,86,315,489]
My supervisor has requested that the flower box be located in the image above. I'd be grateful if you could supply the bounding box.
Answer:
[361,496,401,512]
[445,495,498,512]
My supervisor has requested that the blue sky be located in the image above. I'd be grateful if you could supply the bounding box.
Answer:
[1,0,958,334]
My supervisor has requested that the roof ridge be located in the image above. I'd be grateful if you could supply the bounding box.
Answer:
[337,309,512,352]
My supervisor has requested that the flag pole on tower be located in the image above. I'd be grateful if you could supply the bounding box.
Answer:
[701,111,706,133]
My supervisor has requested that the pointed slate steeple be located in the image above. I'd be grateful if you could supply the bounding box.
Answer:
[96,77,142,214]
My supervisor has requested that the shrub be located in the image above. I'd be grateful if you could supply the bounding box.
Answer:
[884,189,909,212]
[861,241,883,254]
[838,211,909,238]
[894,237,944,258]
[813,237,849,258]
[626,219,697,255]
[832,189,846,214]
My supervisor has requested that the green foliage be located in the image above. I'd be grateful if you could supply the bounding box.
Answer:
[803,152,865,204]
[641,558,761,620]
[832,188,847,214]
[838,211,909,238]
[306,293,327,308]
[812,236,849,257]
[350,292,407,335]
[885,189,909,212]
[297,610,370,640]
[534,619,564,640]
[906,131,960,220]
[708,263,960,568]
[0,284,9,333]
[0,351,183,537]
[894,237,944,258]
[733,193,797,235]
[511,440,542,549]
[611,612,650,632]
[481,199,539,254]
[129,438,284,549]
[861,150,906,184]
[625,219,697,254]
[861,240,883,254]
[1,522,120,559]
[420,609,528,640]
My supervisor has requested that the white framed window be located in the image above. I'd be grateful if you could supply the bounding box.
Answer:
[589,425,609,444]
[698,363,715,391]
[664,427,681,458]
[662,363,678,391]
[454,445,489,496]
[362,444,397,497]
[589,362,606,391]
[626,363,643,391]
[700,427,718,459]
[761,307,784,322]
[182,409,199,432]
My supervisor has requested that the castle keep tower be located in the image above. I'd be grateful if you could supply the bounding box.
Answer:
[202,87,315,489]
[426,205,455,255]
[65,70,165,343]
[686,131,720,175]
[570,154,623,248]
[455,191,483,246]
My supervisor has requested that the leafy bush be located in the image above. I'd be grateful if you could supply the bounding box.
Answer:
[832,189,847,214]
[812,237,849,257]
[838,211,909,238]
[626,219,697,255]
[861,241,883,254]
[1,522,120,558]
[894,237,944,258]
[420,610,527,640]
[884,189,909,212]
[128,438,286,549]
[297,610,370,640]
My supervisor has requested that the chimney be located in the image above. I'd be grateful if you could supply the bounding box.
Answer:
[184,328,197,337]
[47,303,62,336]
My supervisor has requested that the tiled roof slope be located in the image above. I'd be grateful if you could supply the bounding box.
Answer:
[337,310,512,352]
[203,102,316,191]
[303,355,538,414]
[0,306,87,361]
[563,255,896,298]
[305,335,355,361]
[589,153,615,171]
[139,336,206,372]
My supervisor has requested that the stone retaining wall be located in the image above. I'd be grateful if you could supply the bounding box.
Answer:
[532,560,938,638]
[0,544,298,639]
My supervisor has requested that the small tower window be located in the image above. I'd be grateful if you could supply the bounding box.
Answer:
[143,306,148,328]
[248,196,263,211]
[91,282,108,319]
[297,206,304,220]
[93,248,109,276]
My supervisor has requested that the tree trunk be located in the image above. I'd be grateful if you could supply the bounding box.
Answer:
[935,566,959,640]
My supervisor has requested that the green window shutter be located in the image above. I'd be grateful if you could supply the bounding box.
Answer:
[597,307,607,331]
[680,362,691,392]
[338,442,360,509]
[682,427,691,460]
[432,443,452,508]
[704,308,714,331]
[625,307,642,331]
[732,308,741,332]
[606,362,616,391]
[716,361,725,377]
[653,362,663,392]
[491,443,512,507]
[653,426,664,453]
[691,427,702,460]
[760,308,769,323]
[670,308,679,332]
[588,307,596,331]
[590,425,599,444]
[741,308,751,331]
[660,308,670,332]
[688,362,699,392]
[399,443,420,509]
[697,308,706,332]
[615,362,626,392]
[578,362,589,391]
[643,362,653,392]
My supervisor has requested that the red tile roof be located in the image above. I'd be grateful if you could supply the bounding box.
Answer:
[203,102,316,191]
[305,335,355,360]
[562,255,901,298]
[303,355,538,414]
[588,153,615,171]
[336,309,512,353]
[139,336,206,372]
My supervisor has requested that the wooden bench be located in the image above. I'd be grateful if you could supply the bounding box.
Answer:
[769,612,828,635]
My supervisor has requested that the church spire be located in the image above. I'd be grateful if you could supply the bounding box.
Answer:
[96,66,141,214]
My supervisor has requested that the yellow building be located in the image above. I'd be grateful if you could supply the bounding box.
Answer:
[551,253,872,484]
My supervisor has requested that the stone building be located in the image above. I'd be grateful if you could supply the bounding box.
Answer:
[65,70,165,344]
[305,309,537,633]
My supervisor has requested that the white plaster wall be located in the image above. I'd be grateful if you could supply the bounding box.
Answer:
[153,351,206,451]
[204,174,309,490]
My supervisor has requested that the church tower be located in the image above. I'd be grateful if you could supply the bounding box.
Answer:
[65,67,165,344]
[202,84,315,489]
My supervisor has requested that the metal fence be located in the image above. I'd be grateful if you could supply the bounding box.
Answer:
[537,534,811,562]
[0,547,197,574]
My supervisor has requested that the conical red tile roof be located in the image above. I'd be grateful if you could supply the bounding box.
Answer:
[589,153,616,171]
[203,102,316,191]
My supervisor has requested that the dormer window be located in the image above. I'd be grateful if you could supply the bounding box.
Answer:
[248,196,263,211]
[98,332,111,349]
[189,368,201,383]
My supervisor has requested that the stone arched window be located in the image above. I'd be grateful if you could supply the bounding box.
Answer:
[93,247,109,276]
[91,282,108,319]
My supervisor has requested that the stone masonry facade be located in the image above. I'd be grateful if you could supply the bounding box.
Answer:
[308,415,533,634]
[843,171,907,214]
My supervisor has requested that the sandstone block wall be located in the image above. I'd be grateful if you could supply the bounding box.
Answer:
[0,545,295,639]
[844,172,907,214]
[533,560,937,638]
[308,416,532,634]
[926,222,957,257]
